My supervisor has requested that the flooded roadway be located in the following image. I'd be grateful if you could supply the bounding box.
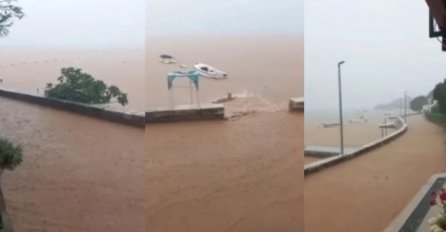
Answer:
[0,97,145,232]
[305,115,446,232]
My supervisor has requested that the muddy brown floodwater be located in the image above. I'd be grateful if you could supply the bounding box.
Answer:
[0,97,145,232]
[305,116,446,232]
[146,36,303,109]
[147,112,304,232]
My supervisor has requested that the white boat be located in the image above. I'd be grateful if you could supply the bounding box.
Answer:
[193,63,228,79]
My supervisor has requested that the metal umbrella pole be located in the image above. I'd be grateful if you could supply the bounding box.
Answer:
[169,88,174,109]
[189,79,193,105]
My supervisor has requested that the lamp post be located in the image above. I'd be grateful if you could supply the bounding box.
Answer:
[338,60,346,155]
[404,91,407,123]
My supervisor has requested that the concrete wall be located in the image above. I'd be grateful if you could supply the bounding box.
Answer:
[304,146,357,158]
[0,88,145,128]
[146,104,225,123]
[289,98,304,112]
[304,117,408,176]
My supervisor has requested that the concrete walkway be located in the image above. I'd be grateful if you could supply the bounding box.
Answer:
[305,115,446,232]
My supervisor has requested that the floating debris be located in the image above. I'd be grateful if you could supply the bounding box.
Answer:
[159,54,177,64]
[322,123,340,128]
[160,54,173,59]
[212,93,237,104]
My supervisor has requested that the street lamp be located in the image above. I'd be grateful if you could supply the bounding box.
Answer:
[338,60,345,155]
[404,91,407,123]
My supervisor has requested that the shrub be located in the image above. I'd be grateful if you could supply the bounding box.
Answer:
[0,138,23,176]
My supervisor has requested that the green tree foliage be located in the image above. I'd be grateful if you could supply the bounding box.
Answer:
[0,0,24,37]
[0,138,23,176]
[45,67,128,106]
[433,79,446,114]
[410,95,428,112]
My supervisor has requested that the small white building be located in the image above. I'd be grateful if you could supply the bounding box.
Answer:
[422,100,437,113]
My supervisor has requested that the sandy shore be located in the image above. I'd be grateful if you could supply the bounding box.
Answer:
[0,97,145,232]
[305,115,446,232]
[147,112,303,232]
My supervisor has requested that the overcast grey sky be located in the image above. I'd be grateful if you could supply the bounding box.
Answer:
[305,0,446,112]
[1,0,145,49]
[147,0,303,36]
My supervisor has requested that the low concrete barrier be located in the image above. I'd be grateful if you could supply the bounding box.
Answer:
[304,146,357,158]
[289,97,304,112]
[146,104,225,123]
[305,117,408,176]
[0,88,145,128]
[384,173,446,232]
[0,186,13,232]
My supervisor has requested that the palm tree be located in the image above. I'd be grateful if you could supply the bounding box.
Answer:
[0,0,24,37]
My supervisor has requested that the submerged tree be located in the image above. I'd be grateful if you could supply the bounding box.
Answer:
[0,0,24,37]
[45,67,128,106]
[410,95,428,112]
[0,138,23,176]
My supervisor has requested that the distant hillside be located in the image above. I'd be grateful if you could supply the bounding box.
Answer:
[374,96,413,111]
